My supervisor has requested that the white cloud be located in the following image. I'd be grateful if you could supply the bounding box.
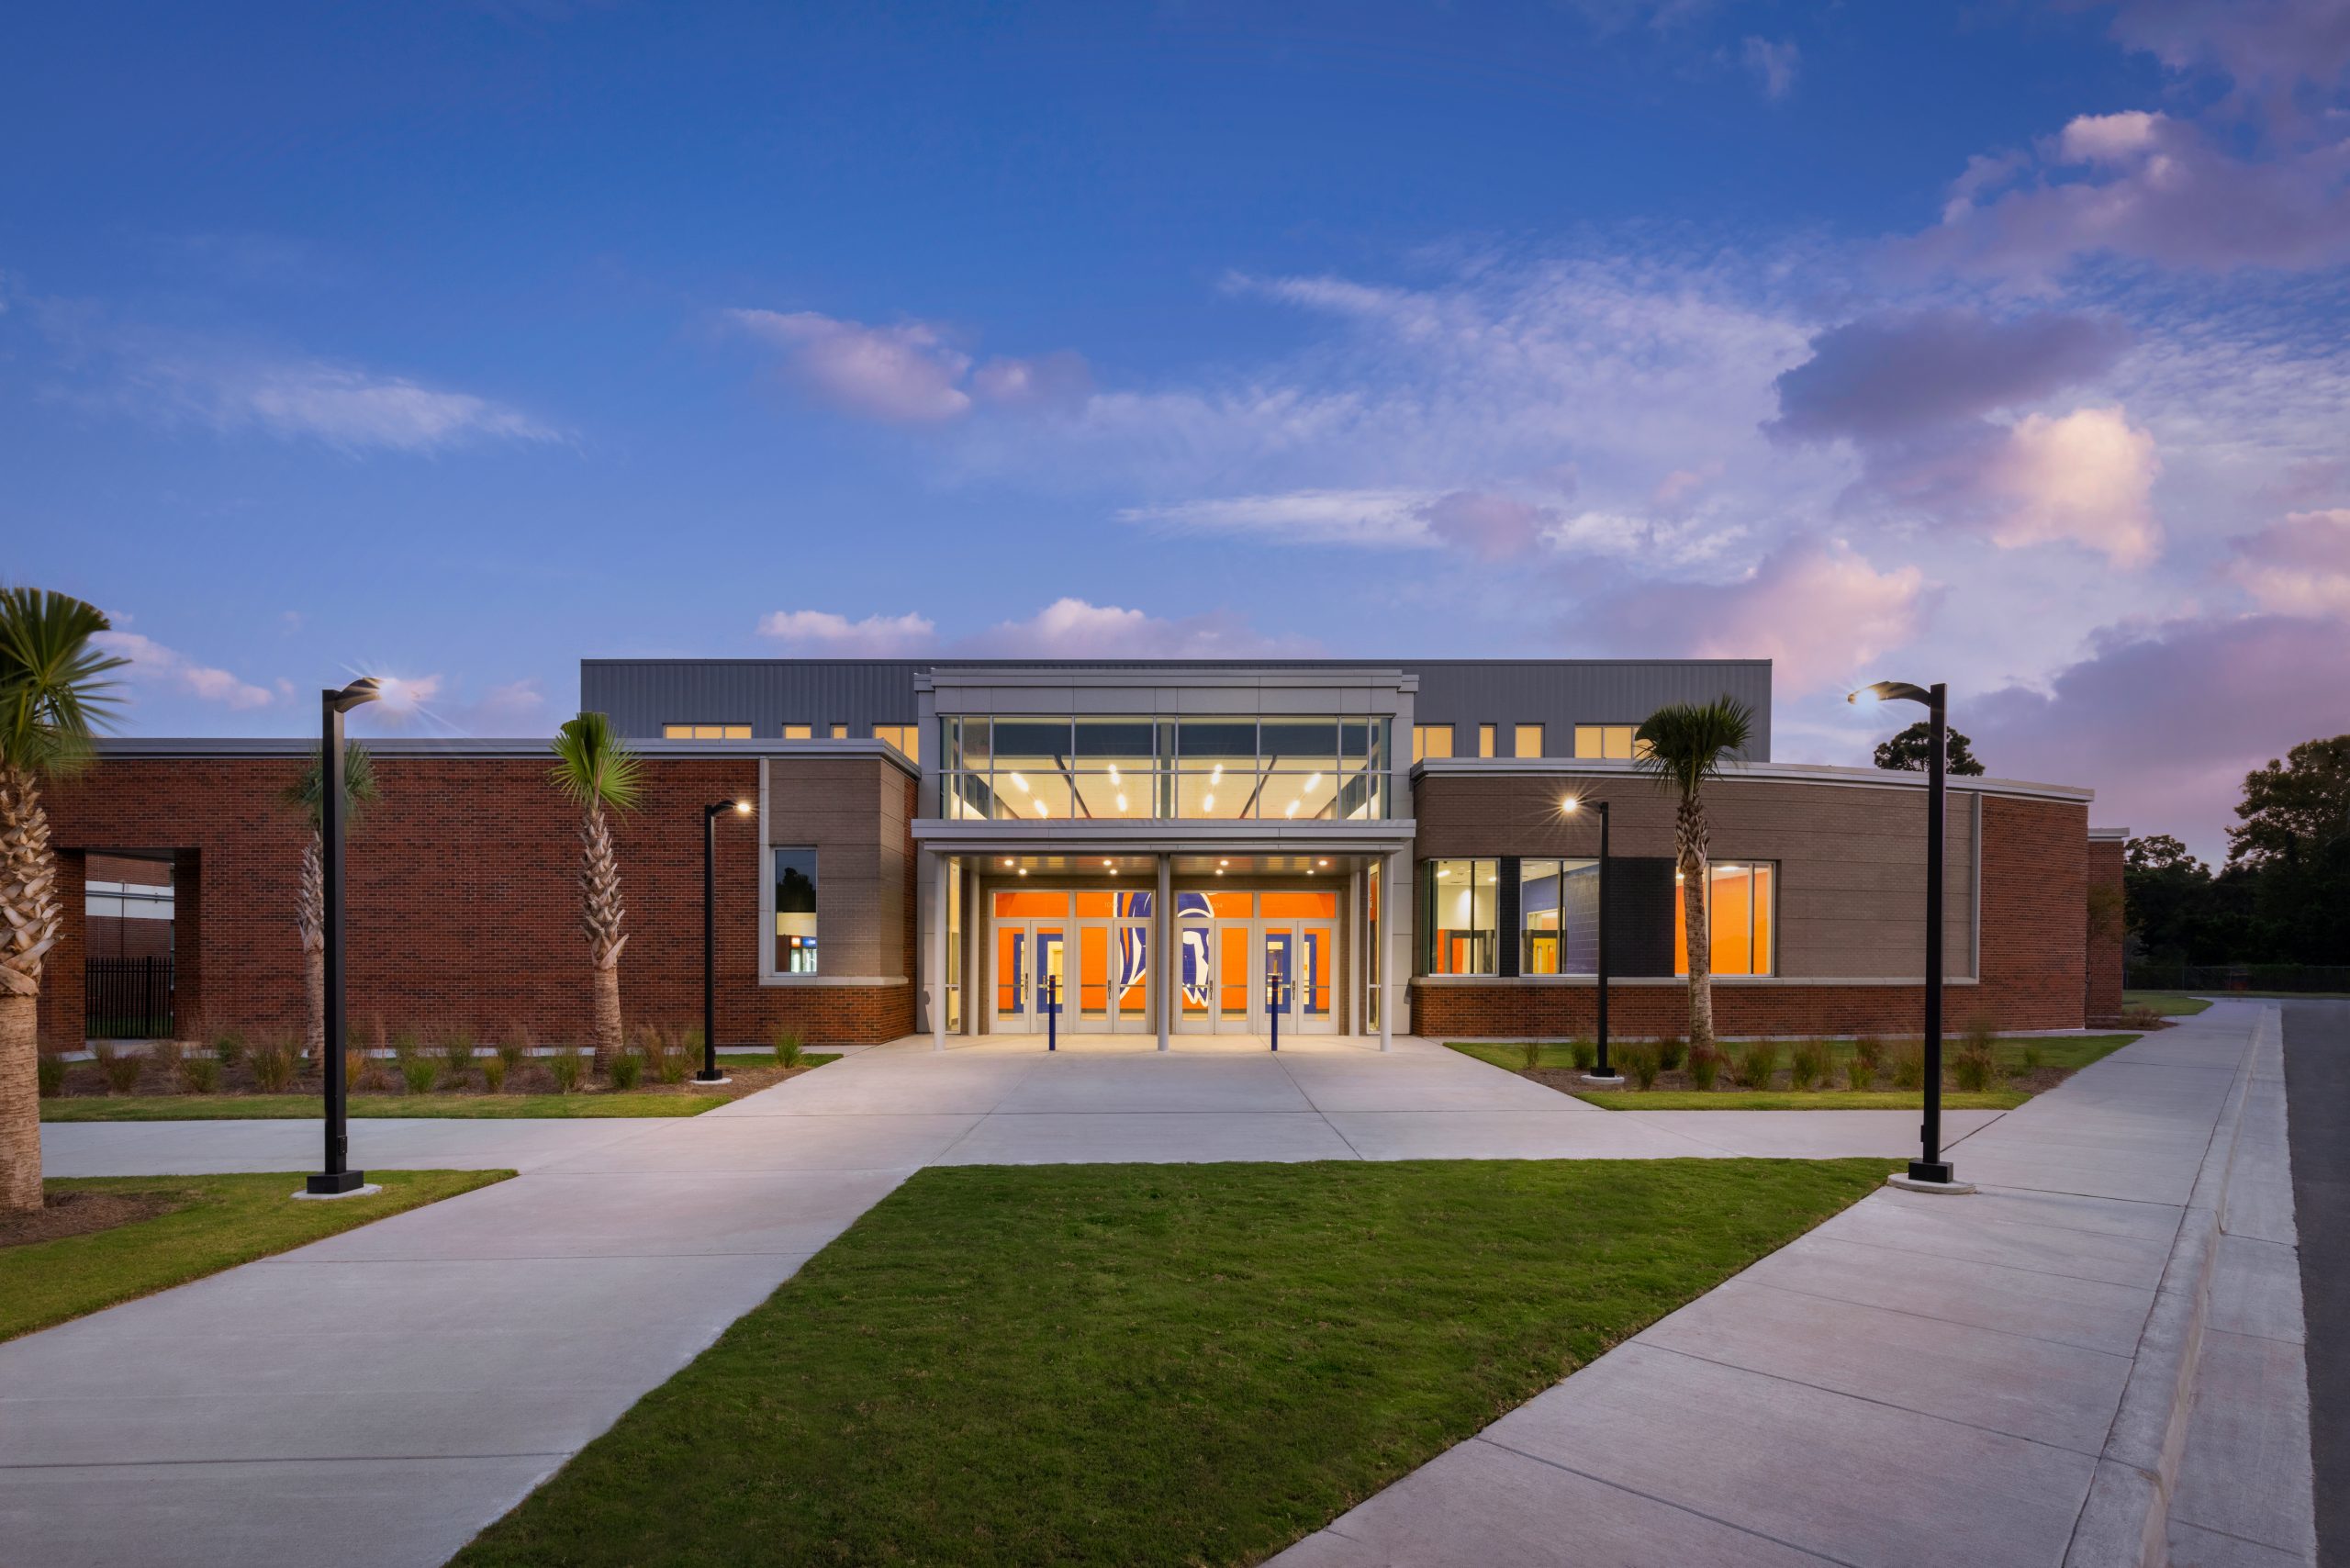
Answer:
[756,608,940,655]
[2229,508,2350,615]
[966,598,1315,659]
[1983,407,2162,566]
[93,631,276,711]
[1120,489,1436,548]
[1740,37,1800,101]
[724,308,1091,424]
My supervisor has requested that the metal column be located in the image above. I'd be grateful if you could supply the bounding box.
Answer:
[1156,853,1171,1052]
[932,850,948,1051]
[1378,851,1393,1053]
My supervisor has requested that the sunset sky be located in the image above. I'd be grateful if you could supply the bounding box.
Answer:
[7,1,2348,861]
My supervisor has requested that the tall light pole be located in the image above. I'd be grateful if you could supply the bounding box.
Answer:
[699,801,752,1083]
[1850,679,1967,1191]
[305,678,380,1199]
[1562,796,1619,1083]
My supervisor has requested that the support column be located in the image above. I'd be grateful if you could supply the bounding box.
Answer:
[1156,853,1171,1053]
[1379,850,1393,1054]
[932,851,948,1051]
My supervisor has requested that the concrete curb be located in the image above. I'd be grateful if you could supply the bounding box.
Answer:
[2061,1007,2271,1568]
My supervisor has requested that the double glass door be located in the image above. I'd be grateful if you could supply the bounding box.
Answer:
[1175,891,1337,1035]
[990,890,1153,1035]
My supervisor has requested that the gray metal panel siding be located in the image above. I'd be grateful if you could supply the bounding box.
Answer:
[582,658,1773,760]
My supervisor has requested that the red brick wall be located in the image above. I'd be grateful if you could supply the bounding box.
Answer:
[39,754,914,1047]
[1413,794,2094,1038]
[2085,836,2126,1022]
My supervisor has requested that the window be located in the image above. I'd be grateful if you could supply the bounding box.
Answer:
[1515,723,1545,758]
[781,723,813,740]
[1478,723,1496,758]
[774,848,818,973]
[946,857,963,1030]
[663,723,750,740]
[1674,861,1775,977]
[874,723,921,763]
[1573,723,1651,760]
[829,723,848,739]
[1421,859,1498,975]
[1412,723,1454,762]
[1520,857,1599,974]
[938,715,1391,821]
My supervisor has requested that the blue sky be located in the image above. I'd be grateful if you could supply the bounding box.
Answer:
[6,1,2349,859]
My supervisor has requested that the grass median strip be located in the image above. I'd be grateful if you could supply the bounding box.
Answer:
[455,1157,1890,1568]
[2122,991,2213,1016]
[2,1170,510,1341]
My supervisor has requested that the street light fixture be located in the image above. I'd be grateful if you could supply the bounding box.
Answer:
[304,678,381,1199]
[699,800,754,1084]
[1561,796,1619,1083]
[1849,679,1969,1192]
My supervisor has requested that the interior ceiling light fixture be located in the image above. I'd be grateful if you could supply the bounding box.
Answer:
[1203,794,1215,812]
[1011,772,1029,792]
[1116,793,1128,812]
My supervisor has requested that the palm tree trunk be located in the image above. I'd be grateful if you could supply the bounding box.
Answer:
[297,831,325,1061]
[1677,794,1717,1052]
[581,804,629,1070]
[1,764,62,1214]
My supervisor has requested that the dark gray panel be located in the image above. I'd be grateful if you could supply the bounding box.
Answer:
[580,657,1774,760]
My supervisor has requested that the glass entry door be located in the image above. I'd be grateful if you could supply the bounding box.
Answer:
[991,923,1067,1035]
[1262,923,1337,1034]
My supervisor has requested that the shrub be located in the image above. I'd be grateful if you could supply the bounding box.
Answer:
[440,1027,476,1087]
[498,1026,529,1073]
[609,1050,643,1090]
[550,1046,584,1093]
[772,1027,805,1070]
[2119,1005,2165,1030]
[1786,1039,1830,1092]
[1851,1035,1884,1071]
[211,1028,247,1068]
[1568,1039,1596,1071]
[250,1037,297,1093]
[1621,1042,1661,1090]
[1887,1041,1926,1090]
[1517,1039,1543,1072]
[1656,1036,1687,1073]
[400,1056,438,1095]
[1951,1043,1998,1092]
[2020,1042,2044,1074]
[1732,1040,1781,1090]
[344,1045,376,1093]
[38,1052,66,1099]
[177,1044,221,1094]
[391,1030,422,1076]
[1844,1052,1876,1091]
[1963,1015,1998,1056]
[482,1054,509,1093]
[1687,1044,1721,1092]
[661,1027,697,1084]
[92,1044,145,1094]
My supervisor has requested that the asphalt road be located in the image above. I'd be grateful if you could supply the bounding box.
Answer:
[2283,1000,2350,1567]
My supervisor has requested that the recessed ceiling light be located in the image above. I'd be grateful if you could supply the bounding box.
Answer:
[1017,868,1028,878]
[1002,858,1015,868]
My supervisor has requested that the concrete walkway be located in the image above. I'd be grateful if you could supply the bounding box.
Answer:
[1271,1002,2315,1568]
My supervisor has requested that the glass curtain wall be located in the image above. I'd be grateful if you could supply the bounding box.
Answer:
[1519,857,1600,974]
[940,716,1390,821]
[1421,858,1498,974]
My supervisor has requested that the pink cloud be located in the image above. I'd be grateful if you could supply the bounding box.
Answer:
[1606,540,1928,692]
[756,608,939,655]
[962,598,1317,658]
[2229,509,2350,615]
[1969,611,2350,859]
[970,350,1094,410]
[1982,407,2162,566]
[1417,490,1550,560]
[725,309,973,423]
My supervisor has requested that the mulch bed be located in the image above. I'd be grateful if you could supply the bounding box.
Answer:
[0,1190,185,1250]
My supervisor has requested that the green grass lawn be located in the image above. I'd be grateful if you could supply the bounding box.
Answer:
[1449,1035,2138,1110]
[2122,991,2213,1014]
[41,1056,839,1121]
[454,1158,1889,1568]
[4,1170,509,1341]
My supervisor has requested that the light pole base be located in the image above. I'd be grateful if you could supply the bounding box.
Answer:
[295,1178,380,1201]
[693,1070,732,1086]
[1886,1170,1975,1195]
[1581,1073,1625,1085]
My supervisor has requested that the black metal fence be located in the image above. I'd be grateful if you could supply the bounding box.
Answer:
[85,957,176,1038]
[2127,962,2350,994]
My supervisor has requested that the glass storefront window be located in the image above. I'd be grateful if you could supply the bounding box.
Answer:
[1520,857,1600,974]
[774,848,818,973]
[939,715,1392,820]
[1673,861,1776,976]
[1421,859,1497,975]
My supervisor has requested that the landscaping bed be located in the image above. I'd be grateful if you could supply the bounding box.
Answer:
[2,1170,509,1341]
[453,1157,1891,1568]
[1452,1034,2140,1109]
[40,1042,838,1120]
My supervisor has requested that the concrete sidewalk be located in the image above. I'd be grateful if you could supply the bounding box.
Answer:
[1271,1002,2313,1568]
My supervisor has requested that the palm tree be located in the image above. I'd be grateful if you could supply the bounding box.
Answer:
[549,713,642,1070]
[1633,697,1755,1055]
[1,588,126,1213]
[282,741,379,1061]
